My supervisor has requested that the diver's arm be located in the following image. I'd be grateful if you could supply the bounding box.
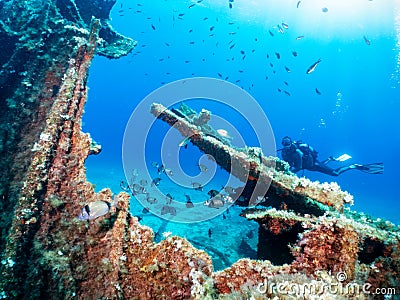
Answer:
[321,156,334,165]
[290,149,303,173]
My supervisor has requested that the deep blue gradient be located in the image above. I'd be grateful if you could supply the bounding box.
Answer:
[84,0,400,224]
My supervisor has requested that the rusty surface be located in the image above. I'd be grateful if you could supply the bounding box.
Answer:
[150,102,353,211]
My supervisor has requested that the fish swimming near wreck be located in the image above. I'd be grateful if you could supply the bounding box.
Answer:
[216,129,232,139]
[186,199,194,208]
[161,205,177,216]
[204,198,225,209]
[146,196,157,204]
[151,177,162,186]
[131,183,146,195]
[363,35,371,46]
[306,58,321,74]
[164,168,173,176]
[192,182,203,191]
[166,193,173,204]
[197,164,208,172]
[78,196,118,221]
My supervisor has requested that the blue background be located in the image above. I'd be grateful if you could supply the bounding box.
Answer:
[84,0,400,224]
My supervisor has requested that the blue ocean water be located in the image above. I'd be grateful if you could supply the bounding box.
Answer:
[83,0,400,267]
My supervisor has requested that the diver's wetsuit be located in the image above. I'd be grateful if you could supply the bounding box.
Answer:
[306,160,352,176]
[282,142,353,176]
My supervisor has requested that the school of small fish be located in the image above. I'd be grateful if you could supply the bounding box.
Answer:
[118,1,372,98]
[103,161,239,219]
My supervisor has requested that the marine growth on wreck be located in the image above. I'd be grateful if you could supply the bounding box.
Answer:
[0,0,399,299]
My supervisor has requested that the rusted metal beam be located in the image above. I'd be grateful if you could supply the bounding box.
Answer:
[150,102,353,211]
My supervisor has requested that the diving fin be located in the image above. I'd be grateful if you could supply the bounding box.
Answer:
[354,163,384,174]
[334,154,352,162]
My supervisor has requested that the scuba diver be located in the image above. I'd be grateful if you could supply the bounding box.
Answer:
[279,136,384,176]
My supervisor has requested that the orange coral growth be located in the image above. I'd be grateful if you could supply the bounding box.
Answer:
[121,224,213,299]
[213,259,291,295]
[262,217,299,235]
[292,223,359,281]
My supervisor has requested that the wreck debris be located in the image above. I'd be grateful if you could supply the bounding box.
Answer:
[0,0,137,258]
[151,102,400,296]
[150,102,353,211]
[0,0,134,298]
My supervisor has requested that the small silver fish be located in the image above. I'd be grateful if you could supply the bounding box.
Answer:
[216,129,232,139]
[120,180,130,192]
[151,178,162,186]
[363,35,371,46]
[198,164,208,172]
[191,182,203,191]
[78,201,112,220]
[166,193,173,204]
[157,165,165,174]
[146,196,157,204]
[161,205,176,216]
[204,199,224,209]
[132,184,146,194]
[164,168,173,176]
[306,59,321,74]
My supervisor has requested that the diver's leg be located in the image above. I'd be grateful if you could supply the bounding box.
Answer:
[347,163,384,174]
[334,165,357,175]
[308,162,338,176]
